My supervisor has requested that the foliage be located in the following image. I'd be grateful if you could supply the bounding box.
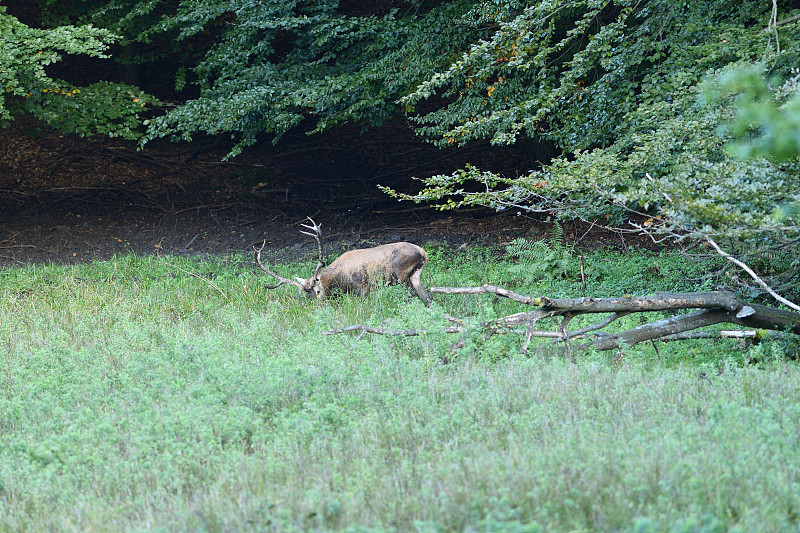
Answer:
[11,1,800,172]
[383,1,800,298]
[403,0,786,145]
[506,223,578,281]
[1,249,799,531]
[0,5,156,138]
[48,0,493,157]
[27,80,156,139]
[706,65,800,291]
[388,1,799,221]
[710,65,800,162]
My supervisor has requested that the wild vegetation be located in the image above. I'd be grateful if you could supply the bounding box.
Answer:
[1,2,799,530]
[1,247,799,532]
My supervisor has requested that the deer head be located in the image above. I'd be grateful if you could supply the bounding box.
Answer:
[254,217,327,298]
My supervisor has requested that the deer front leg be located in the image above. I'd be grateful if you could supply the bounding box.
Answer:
[409,269,432,306]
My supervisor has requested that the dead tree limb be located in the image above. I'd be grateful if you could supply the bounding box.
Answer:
[432,286,800,352]
[323,324,463,336]
[585,305,800,351]
[326,287,800,355]
[432,286,751,313]
[431,285,541,305]
[569,312,631,338]
[659,330,787,342]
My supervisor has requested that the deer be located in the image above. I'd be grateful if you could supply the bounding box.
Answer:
[254,217,432,305]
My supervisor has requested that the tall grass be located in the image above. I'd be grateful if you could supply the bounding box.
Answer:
[0,249,798,532]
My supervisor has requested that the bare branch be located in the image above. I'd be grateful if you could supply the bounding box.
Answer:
[520,325,534,355]
[706,236,800,312]
[328,286,800,355]
[568,311,630,338]
[431,284,541,305]
[584,309,731,351]
[433,285,749,313]
[166,261,229,301]
[560,314,575,360]
[323,324,463,336]
[760,11,800,32]
[583,304,800,351]
[657,330,787,341]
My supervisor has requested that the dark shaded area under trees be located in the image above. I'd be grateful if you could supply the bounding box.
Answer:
[0,111,557,266]
[0,1,559,265]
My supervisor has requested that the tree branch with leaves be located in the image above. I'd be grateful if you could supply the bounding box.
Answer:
[1,5,158,139]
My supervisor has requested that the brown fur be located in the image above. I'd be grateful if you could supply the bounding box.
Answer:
[298,242,431,304]
[254,218,432,305]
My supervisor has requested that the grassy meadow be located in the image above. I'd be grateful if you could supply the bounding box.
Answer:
[1,245,799,532]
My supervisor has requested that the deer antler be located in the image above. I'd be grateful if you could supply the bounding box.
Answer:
[299,216,325,279]
[253,240,302,289]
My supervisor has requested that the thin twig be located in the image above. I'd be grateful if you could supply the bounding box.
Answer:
[520,323,534,355]
[657,330,789,341]
[706,236,800,312]
[559,314,574,361]
[349,330,367,353]
[579,255,586,292]
[431,285,542,305]
[759,12,800,32]
[447,338,467,362]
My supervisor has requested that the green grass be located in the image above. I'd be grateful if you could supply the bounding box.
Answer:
[1,248,799,532]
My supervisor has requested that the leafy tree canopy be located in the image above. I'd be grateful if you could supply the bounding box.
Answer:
[0,4,155,138]
[380,0,799,297]
[61,0,499,157]
[14,1,800,166]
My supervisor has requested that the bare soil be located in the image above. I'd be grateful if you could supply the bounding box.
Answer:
[0,117,644,268]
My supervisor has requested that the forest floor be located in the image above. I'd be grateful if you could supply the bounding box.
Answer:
[0,117,653,268]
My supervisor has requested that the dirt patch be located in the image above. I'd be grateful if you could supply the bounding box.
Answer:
[0,192,553,267]
[0,117,652,268]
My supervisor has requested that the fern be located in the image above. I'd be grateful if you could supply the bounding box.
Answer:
[507,223,577,281]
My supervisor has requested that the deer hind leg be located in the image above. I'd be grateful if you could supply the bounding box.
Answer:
[409,268,432,306]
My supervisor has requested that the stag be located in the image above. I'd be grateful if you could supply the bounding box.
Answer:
[254,218,432,305]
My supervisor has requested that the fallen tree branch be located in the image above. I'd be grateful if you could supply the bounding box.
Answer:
[585,308,732,351]
[658,330,787,342]
[326,288,800,355]
[431,286,751,313]
[323,324,463,336]
[431,285,540,305]
[585,305,799,351]
[568,312,630,338]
